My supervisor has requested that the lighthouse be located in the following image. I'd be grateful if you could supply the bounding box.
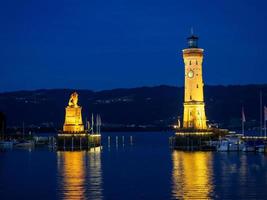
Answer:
[182,33,207,130]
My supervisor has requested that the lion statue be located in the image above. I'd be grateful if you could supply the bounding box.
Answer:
[68,92,78,107]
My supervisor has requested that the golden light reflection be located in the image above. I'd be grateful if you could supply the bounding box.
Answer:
[172,151,214,200]
[175,132,213,136]
[58,151,86,200]
[57,150,103,200]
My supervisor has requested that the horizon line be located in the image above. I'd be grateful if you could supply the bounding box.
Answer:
[1,83,267,94]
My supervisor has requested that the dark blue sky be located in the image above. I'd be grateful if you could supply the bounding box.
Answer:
[1,0,267,92]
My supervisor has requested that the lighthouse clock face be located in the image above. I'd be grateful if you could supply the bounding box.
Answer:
[188,70,194,78]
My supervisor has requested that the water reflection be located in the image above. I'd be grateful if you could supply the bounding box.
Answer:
[87,148,103,199]
[57,148,103,200]
[218,153,267,199]
[172,151,214,200]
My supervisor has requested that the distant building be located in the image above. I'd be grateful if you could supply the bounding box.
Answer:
[182,33,207,130]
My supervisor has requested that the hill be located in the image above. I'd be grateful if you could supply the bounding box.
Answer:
[0,85,266,131]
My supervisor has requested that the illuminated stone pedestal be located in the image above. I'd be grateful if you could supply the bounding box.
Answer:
[63,106,84,133]
[183,102,207,129]
[170,129,228,151]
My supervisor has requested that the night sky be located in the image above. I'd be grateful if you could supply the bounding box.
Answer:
[1,0,267,92]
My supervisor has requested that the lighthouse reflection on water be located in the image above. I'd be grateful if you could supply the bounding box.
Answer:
[172,151,214,199]
[57,147,103,200]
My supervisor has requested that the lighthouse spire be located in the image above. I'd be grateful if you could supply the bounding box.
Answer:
[190,27,194,36]
[187,30,198,48]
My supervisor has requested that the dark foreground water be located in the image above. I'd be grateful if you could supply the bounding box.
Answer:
[0,132,267,200]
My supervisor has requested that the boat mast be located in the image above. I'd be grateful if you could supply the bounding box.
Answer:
[260,91,263,136]
[242,106,245,135]
[96,114,99,133]
[264,106,267,137]
[91,113,94,134]
[87,121,90,132]
[22,121,25,138]
[99,115,101,135]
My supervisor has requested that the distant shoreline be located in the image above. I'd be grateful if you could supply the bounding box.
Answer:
[1,84,266,132]
[1,83,267,94]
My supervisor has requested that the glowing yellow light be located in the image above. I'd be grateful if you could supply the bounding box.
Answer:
[58,151,86,200]
[89,146,101,153]
[58,133,87,137]
[175,131,213,136]
[90,134,101,137]
[172,151,213,199]
[57,151,103,200]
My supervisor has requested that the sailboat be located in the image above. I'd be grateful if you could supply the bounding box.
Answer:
[89,113,102,135]
[96,114,102,135]
[91,113,94,134]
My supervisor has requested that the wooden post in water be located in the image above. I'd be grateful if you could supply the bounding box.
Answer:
[71,137,74,151]
[63,137,66,150]
[169,137,174,149]
[108,136,111,148]
[52,137,55,149]
[130,136,133,145]
[116,136,118,148]
[94,137,96,151]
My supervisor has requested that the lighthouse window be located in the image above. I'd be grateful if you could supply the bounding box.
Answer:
[189,61,191,65]
[196,84,198,88]
[196,60,198,65]
[190,95,192,100]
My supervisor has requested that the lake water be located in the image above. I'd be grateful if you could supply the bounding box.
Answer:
[0,132,267,200]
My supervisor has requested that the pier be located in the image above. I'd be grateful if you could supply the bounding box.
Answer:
[56,133,101,151]
[241,136,267,141]
[170,129,228,151]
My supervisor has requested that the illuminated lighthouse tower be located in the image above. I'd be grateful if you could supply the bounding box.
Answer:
[182,33,207,130]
